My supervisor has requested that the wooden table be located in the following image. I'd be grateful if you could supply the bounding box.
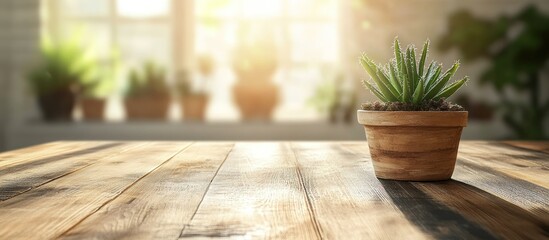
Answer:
[0,141,547,239]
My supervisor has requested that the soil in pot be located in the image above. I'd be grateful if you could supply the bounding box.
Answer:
[124,95,170,120]
[357,110,468,181]
[37,88,76,122]
[182,95,209,121]
[80,98,106,121]
[233,82,278,121]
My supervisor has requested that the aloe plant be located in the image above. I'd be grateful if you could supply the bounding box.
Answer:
[360,38,468,104]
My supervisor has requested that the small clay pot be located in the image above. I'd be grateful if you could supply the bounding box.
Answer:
[37,88,76,122]
[357,110,468,181]
[81,98,106,121]
[182,95,209,121]
[124,95,170,120]
[233,82,278,121]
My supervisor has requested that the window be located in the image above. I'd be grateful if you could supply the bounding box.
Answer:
[41,0,340,121]
[195,0,339,121]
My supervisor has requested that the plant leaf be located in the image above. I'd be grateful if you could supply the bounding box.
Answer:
[362,79,388,102]
[376,66,400,98]
[412,77,424,104]
[433,76,468,99]
[424,61,459,100]
[389,61,402,93]
[360,56,398,101]
[418,40,429,77]
[394,38,404,72]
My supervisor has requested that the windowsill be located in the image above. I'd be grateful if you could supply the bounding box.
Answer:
[5,121,363,150]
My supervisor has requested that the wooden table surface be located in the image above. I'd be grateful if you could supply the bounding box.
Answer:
[0,141,547,239]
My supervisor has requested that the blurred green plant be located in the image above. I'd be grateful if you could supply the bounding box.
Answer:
[126,61,169,97]
[360,38,468,104]
[81,49,120,99]
[439,6,549,139]
[27,33,96,96]
[309,71,358,123]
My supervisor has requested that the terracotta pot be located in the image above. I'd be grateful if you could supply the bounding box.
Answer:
[233,82,278,121]
[357,110,468,181]
[81,98,106,121]
[182,95,209,121]
[37,88,76,122]
[124,95,170,120]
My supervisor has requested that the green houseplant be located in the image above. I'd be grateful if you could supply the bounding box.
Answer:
[79,50,119,121]
[176,70,209,121]
[439,6,549,139]
[124,61,170,120]
[357,38,468,181]
[28,35,96,121]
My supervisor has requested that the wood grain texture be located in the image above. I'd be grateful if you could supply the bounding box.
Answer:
[0,141,547,240]
[60,142,234,240]
[357,110,468,127]
[291,142,428,239]
[357,111,467,181]
[458,141,549,189]
[179,142,320,239]
[0,142,191,239]
[0,141,138,201]
[0,141,103,169]
[503,141,549,154]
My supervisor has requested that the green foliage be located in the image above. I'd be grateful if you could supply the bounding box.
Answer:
[360,38,468,104]
[27,33,97,96]
[82,49,120,98]
[126,61,169,97]
[439,5,549,139]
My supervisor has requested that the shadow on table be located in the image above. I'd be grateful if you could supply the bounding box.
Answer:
[378,179,549,239]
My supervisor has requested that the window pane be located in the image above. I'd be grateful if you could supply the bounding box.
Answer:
[196,0,238,18]
[117,23,171,69]
[290,23,338,63]
[239,0,282,18]
[61,0,109,17]
[61,21,111,59]
[289,0,337,19]
[116,0,170,18]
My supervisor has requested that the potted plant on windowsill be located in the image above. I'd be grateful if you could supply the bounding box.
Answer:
[124,61,170,120]
[357,38,468,181]
[232,38,279,121]
[79,51,118,121]
[27,35,95,122]
[176,69,209,121]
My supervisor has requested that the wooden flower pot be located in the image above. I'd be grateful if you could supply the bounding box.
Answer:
[233,82,278,121]
[182,95,209,121]
[81,98,106,121]
[124,95,170,120]
[37,88,76,122]
[357,110,468,181]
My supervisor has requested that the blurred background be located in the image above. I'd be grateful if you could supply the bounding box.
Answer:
[0,0,548,150]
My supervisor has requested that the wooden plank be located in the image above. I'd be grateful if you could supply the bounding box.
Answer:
[457,142,549,189]
[459,141,549,168]
[59,142,234,240]
[453,157,549,211]
[416,181,549,240]
[503,141,549,154]
[0,141,139,201]
[0,141,191,239]
[179,142,320,239]
[344,142,549,239]
[291,142,433,240]
[0,141,104,168]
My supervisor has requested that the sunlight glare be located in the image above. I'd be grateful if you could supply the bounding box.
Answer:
[116,0,170,18]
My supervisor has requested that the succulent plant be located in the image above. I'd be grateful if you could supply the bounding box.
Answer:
[360,38,468,104]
